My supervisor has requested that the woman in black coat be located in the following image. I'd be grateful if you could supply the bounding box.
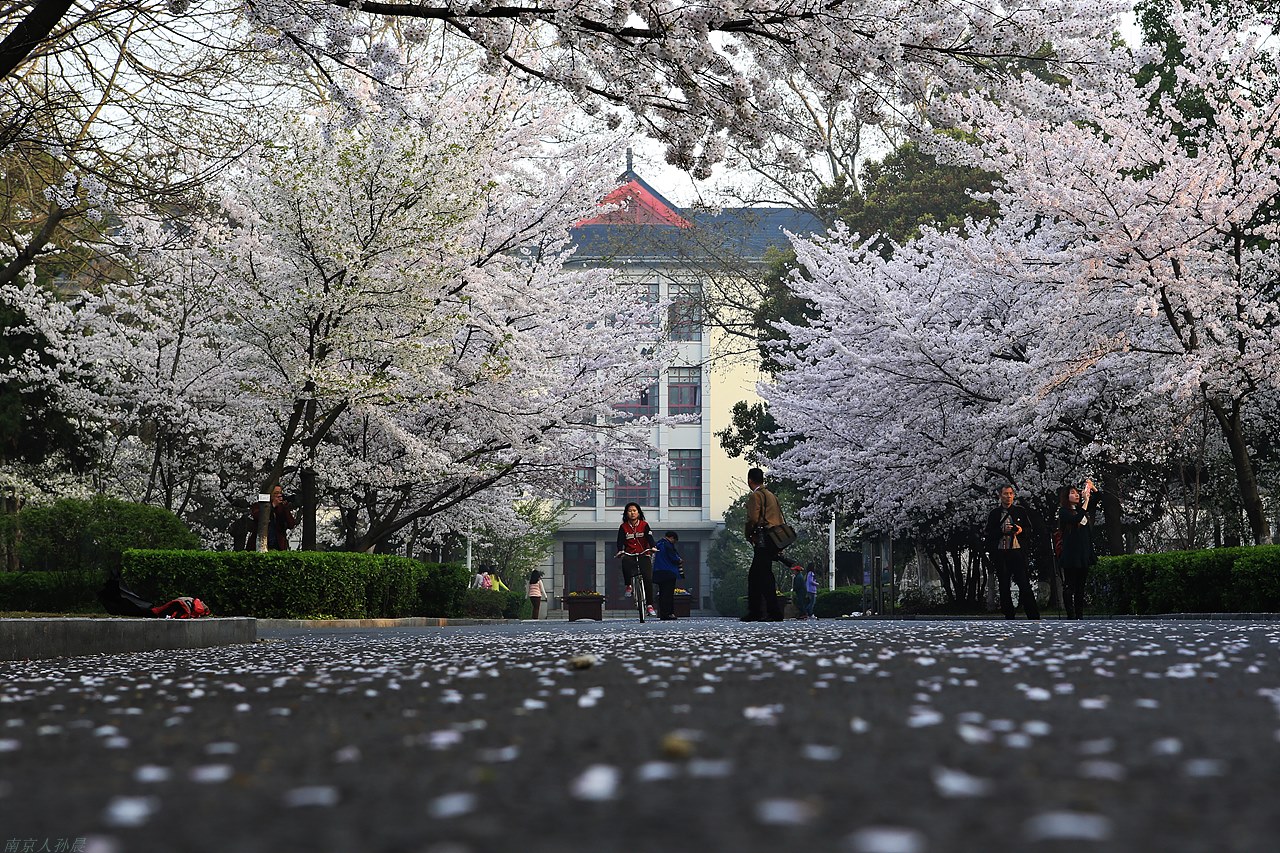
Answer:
[1057,479,1097,619]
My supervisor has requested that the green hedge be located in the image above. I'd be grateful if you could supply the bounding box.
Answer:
[415,561,473,618]
[19,496,199,573]
[458,589,533,619]
[122,550,471,619]
[0,570,105,613]
[1089,546,1280,615]
[815,585,864,618]
[730,586,865,618]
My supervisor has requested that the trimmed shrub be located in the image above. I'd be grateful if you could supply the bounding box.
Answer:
[19,497,198,574]
[461,589,506,619]
[1225,548,1280,612]
[501,589,530,619]
[415,561,473,618]
[712,571,748,616]
[122,550,468,619]
[0,570,104,613]
[1091,545,1280,615]
[1143,548,1241,614]
[815,586,864,618]
[1088,554,1143,615]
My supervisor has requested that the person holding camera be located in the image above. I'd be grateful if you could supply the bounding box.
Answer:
[984,484,1040,620]
[1058,479,1097,619]
[248,485,297,551]
[742,467,785,622]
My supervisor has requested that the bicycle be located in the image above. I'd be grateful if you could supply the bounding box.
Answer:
[617,549,657,623]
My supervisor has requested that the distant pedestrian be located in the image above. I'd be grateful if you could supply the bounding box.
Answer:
[652,531,684,620]
[790,565,807,618]
[247,485,296,551]
[984,484,1041,620]
[527,570,547,619]
[615,502,657,617]
[1058,479,1097,620]
[742,467,785,622]
[803,563,819,619]
[790,564,817,619]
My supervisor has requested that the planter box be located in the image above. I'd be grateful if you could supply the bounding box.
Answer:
[673,595,692,618]
[564,595,604,621]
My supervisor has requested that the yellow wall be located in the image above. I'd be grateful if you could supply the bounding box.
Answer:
[707,333,764,521]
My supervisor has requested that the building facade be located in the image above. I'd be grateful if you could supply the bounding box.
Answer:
[545,165,821,614]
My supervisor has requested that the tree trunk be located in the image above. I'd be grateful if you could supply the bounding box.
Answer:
[1208,399,1271,545]
[1100,487,1125,555]
[301,465,317,551]
[255,491,271,552]
[0,0,76,81]
[2,488,21,572]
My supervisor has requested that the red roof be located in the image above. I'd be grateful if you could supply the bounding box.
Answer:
[576,179,693,228]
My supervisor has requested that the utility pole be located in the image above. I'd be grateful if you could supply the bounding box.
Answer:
[828,513,836,591]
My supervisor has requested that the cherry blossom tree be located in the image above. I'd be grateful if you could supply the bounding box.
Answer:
[2,0,1127,178]
[763,0,1280,546]
[7,73,662,550]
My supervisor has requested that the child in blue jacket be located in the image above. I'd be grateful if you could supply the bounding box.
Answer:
[652,531,685,620]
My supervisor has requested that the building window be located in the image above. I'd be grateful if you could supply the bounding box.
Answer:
[564,542,596,593]
[606,467,659,508]
[569,467,596,508]
[669,283,702,341]
[668,450,702,507]
[668,367,701,418]
[612,373,659,422]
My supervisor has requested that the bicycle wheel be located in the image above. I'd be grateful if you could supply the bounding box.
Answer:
[635,573,647,622]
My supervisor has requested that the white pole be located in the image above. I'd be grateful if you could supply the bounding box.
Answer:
[828,512,836,591]
[466,532,473,573]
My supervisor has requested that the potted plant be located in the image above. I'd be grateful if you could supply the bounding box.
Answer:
[564,590,605,621]
[673,588,693,618]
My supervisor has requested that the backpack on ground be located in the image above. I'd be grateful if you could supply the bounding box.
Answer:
[151,597,211,619]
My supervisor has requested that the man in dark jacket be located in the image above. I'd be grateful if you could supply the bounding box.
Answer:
[984,484,1040,620]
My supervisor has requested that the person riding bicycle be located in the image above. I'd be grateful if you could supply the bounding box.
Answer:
[615,502,657,618]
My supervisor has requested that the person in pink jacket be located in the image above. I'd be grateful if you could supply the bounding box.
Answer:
[527,570,548,619]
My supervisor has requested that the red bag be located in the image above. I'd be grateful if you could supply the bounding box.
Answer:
[151,597,211,619]
[1052,530,1063,558]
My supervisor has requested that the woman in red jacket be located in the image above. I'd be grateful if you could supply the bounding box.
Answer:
[615,502,657,617]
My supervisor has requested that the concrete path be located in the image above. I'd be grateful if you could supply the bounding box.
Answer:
[2,617,1279,852]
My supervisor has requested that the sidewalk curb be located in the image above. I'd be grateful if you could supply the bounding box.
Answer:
[0,617,257,662]
[839,613,1280,621]
[256,617,527,631]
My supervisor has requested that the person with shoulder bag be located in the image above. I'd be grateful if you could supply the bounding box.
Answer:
[742,467,786,622]
[984,484,1040,620]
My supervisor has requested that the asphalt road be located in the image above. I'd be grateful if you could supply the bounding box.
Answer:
[2,617,1278,853]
